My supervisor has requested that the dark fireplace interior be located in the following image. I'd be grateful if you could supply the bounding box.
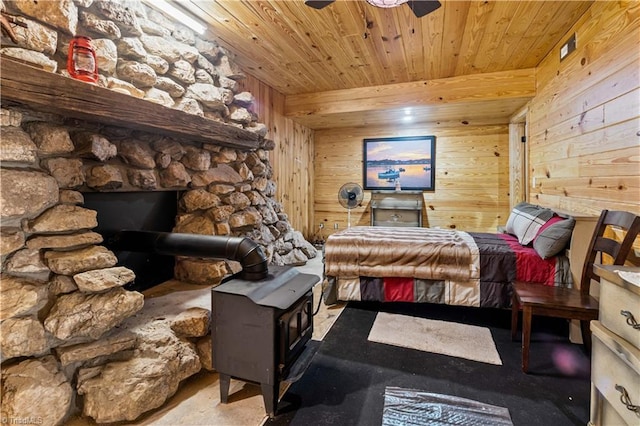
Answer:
[82,191,179,291]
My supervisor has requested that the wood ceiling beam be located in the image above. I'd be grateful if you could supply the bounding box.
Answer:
[284,68,536,118]
[290,97,532,130]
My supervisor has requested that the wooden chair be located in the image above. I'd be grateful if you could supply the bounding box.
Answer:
[511,209,640,373]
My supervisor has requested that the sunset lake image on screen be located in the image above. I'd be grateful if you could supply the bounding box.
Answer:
[363,136,435,191]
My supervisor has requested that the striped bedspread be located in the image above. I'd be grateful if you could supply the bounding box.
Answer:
[324,226,474,281]
[323,227,572,308]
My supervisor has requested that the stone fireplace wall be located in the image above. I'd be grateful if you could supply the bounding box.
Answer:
[0,0,317,423]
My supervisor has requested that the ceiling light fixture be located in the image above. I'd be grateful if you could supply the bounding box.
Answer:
[305,0,441,18]
[366,0,408,8]
[141,0,206,34]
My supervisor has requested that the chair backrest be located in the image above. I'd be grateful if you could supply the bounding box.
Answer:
[579,210,640,296]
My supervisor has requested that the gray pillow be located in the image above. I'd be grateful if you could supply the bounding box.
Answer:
[533,217,576,259]
[505,202,555,245]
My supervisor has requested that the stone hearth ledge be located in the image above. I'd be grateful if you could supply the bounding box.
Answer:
[62,255,344,426]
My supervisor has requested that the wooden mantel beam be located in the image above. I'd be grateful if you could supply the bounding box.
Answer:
[1,58,263,150]
[284,68,536,118]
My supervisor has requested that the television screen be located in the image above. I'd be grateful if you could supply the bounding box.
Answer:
[363,135,436,191]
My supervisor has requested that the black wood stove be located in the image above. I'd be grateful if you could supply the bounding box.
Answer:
[212,266,318,417]
[106,230,319,418]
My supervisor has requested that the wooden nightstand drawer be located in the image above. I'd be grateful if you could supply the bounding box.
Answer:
[598,269,640,349]
[590,395,629,426]
[371,208,421,227]
[591,321,640,425]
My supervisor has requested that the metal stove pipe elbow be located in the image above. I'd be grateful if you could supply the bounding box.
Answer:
[109,230,269,281]
[231,236,269,281]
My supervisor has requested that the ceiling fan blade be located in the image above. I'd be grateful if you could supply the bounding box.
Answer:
[406,0,441,18]
[304,0,335,9]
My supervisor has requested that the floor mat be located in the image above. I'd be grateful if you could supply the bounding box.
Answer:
[382,386,513,426]
[265,304,591,426]
[368,312,502,365]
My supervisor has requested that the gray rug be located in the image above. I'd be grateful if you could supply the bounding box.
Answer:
[367,312,502,365]
[382,387,513,426]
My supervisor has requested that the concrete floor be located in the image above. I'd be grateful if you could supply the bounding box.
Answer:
[68,255,344,425]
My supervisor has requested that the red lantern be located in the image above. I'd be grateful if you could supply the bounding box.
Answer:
[67,36,98,83]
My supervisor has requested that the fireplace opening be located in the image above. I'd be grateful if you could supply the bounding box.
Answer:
[82,191,180,291]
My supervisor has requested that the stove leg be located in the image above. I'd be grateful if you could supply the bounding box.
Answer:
[261,382,278,418]
[219,373,231,403]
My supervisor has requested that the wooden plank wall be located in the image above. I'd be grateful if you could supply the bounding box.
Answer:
[237,76,315,236]
[240,1,638,242]
[313,125,510,238]
[528,1,640,215]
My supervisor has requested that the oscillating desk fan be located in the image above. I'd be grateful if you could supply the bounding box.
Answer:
[338,182,364,228]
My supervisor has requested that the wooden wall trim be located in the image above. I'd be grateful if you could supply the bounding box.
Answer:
[510,105,528,124]
[509,122,526,209]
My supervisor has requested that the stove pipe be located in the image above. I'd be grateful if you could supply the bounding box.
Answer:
[109,230,268,281]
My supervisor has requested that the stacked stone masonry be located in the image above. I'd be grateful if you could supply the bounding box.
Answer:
[0,0,317,424]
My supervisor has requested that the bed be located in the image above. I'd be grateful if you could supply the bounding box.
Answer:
[322,202,577,309]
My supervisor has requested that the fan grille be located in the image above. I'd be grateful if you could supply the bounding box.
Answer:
[338,183,363,210]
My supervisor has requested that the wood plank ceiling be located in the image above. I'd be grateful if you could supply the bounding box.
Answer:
[185,0,594,128]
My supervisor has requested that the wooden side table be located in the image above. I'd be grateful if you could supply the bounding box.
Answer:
[370,190,423,227]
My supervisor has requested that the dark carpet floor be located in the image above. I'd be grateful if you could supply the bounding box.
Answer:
[266,301,592,426]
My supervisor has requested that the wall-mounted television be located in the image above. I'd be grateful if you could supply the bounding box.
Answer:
[363,135,436,191]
